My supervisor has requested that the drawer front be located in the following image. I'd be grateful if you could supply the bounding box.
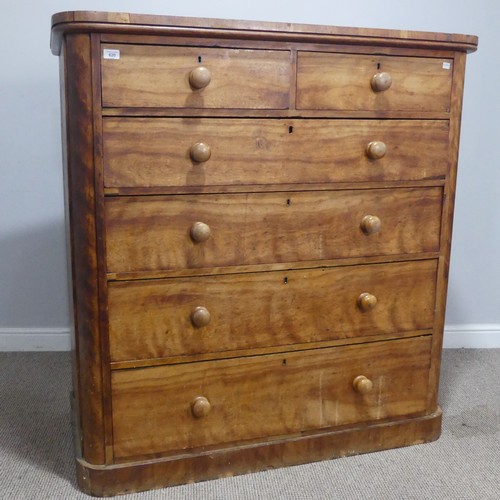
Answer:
[297,52,453,112]
[105,188,442,274]
[109,260,437,362]
[103,118,449,189]
[112,336,432,458]
[101,45,291,109]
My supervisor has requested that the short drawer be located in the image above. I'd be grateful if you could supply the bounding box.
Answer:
[109,260,437,362]
[111,335,432,458]
[104,187,442,274]
[101,44,291,109]
[103,118,449,189]
[297,52,453,112]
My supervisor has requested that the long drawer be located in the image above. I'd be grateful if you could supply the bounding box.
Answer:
[297,52,453,112]
[105,187,442,274]
[112,335,432,458]
[101,44,291,109]
[108,260,437,362]
[103,118,449,189]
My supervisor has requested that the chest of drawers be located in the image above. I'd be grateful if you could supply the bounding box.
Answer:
[51,12,477,496]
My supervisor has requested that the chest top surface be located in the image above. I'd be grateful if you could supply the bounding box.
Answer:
[50,10,478,55]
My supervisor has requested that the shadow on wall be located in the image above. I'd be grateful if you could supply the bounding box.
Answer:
[444,282,473,327]
[0,220,70,329]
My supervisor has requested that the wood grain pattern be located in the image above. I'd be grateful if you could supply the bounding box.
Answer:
[50,11,474,44]
[428,51,468,410]
[106,251,441,285]
[90,33,114,465]
[52,12,476,495]
[105,187,443,273]
[297,52,453,112]
[76,408,442,495]
[102,106,452,120]
[101,44,291,109]
[62,34,106,465]
[110,329,433,370]
[103,118,449,189]
[104,179,445,198]
[108,260,437,362]
[50,10,478,56]
[112,336,432,458]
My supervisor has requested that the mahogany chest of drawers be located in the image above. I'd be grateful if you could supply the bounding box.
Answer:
[51,12,477,496]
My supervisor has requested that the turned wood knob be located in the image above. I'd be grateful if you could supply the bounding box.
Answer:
[360,215,381,235]
[371,72,392,92]
[353,375,374,394]
[190,222,211,243]
[366,141,387,160]
[358,292,378,311]
[191,306,211,328]
[191,396,211,418]
[190,142,211,163]
[189,66,211,89]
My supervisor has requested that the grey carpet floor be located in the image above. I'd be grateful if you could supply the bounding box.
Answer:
[0,349,499,499]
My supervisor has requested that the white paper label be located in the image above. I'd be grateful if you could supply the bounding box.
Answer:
[103,49,120,60]
[442,62,451,70]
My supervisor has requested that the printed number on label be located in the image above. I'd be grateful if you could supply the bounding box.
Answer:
[103,49,120,60]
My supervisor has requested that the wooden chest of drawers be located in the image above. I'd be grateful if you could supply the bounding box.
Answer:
[51,12,477,496]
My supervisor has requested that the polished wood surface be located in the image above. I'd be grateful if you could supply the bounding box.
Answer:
[103,118,449,189]
[112,336,432,458]
[108,260,437,362]
[101,44,291,109]
[104,180,445,198]
[189,141,212,163]
[191,396,212,418]
[105,188,442,273]
[111,329,434,370]
[190,306,211,328]
[366,140,387,160]
[61,34,106,465]
[50,10,478,56]
[77,409,442,495]
[52,11,476,496]
[189,221,211,243]
[360,214,382,235]
[297,52,453,111]
[428,51,468,411]
[352,375,374,394]
[371,71,393,92]
[188,66,211,89]
[357,292,378,311]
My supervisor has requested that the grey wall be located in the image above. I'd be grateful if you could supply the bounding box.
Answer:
[0,1,498,345]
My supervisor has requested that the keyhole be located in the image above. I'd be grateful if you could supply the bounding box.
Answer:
[283,277,288,284]
[286,198,291,206]
[377,62,381,69]
[198,56,202,63]
[282,359,287,366]
[289,125,294,134]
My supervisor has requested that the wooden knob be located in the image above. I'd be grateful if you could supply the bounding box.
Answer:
[191,306,211,328]
[358,292,378,311]
[353,375,373,394]
[371,72,392,92]
[366,141,387,160]
[191,396,211,418]
[190,222,211,243]
[360,215,381,235]
[189,66,211,89]
[190,142,211,163]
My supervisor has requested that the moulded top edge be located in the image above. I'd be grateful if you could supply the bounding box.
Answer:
[50,10,478,56]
